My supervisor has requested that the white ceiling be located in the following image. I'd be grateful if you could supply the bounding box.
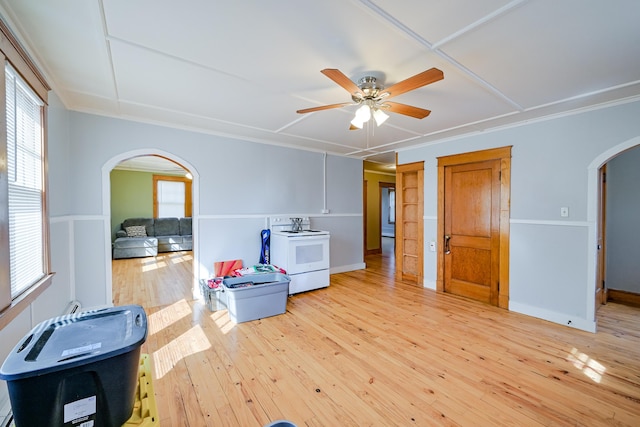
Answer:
[114,155,188,175]
[2,1,640,166]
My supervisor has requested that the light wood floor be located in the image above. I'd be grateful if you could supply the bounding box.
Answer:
[112,251,640,426]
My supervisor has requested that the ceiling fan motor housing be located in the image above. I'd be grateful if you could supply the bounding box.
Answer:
[353,76,383,101]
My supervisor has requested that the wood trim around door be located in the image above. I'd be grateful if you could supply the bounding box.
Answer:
[363,179,369,256]
[395,161,424,284]
[437,146,511,309]
[595,164,607,310]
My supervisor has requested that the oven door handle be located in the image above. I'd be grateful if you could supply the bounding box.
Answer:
[288,235,330,241]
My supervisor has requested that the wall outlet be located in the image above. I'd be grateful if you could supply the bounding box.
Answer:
[560,207,569,217]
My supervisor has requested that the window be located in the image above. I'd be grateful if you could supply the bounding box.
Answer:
[153,175,192,218]
[157,180,185,217]
[0,18,52,325]
[389,189,395,224]
[6,65,45,298]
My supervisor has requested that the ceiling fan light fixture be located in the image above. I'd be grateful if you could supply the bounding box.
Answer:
[355,104,371,121]
[373,108,389,126]
[350,116,365,129]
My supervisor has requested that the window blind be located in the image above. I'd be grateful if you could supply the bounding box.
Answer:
[6,64,45,298]
[157,180,185,218]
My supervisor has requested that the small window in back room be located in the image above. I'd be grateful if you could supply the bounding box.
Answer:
[156,180,185,217]
[389,189,395,224]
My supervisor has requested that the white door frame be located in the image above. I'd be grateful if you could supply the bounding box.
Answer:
[586,136,640,325]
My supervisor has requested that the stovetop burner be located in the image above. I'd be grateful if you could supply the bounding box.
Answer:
[269,217,329,237]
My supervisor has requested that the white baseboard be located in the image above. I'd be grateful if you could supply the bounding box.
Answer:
[509,301,596,333]
[423,279,436,290]
[330,263,366,274]
[78,303,114,312]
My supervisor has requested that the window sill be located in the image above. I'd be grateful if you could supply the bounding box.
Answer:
[0,273,55,330]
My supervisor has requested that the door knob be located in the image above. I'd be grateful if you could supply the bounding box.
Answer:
[444,235,451,255]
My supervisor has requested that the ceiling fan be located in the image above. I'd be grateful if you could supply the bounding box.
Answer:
[297,67,444,130]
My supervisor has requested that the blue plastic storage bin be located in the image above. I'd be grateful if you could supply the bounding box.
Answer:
[0,305,147,427]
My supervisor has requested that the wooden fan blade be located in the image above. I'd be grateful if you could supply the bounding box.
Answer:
[321,69,363,95]
[384,101,431,119]
[349,124,360,131]
[383,68,443,100]
[297,102,353,114]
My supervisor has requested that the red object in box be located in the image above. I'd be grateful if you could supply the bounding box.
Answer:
[214,259,243,277]
[207,277,223,289]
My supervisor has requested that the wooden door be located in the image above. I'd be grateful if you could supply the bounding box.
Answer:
[437,147,511,308]
[443,159,500,304]
[395,162,424,284]
[595,164,607,310]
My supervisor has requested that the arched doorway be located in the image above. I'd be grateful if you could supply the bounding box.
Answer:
[587,136,640,325]
[102,149,200,304]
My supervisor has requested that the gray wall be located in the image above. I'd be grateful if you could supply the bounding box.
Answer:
[606,145,640,293]
[64,112,364,308]
[399,99,640,332]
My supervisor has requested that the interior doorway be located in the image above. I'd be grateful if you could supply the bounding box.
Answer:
[102,150,199,305]
[363,162,396,257]
[597,144,640,310]
[380,182,395,257]
[110,155,192,246]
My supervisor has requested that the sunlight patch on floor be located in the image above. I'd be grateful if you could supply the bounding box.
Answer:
[211,310,234,334]
[142,260,167,272]
[169,254,192,264]
[567,347,606,383]
[147,299,192,335]
[152,325,211,379]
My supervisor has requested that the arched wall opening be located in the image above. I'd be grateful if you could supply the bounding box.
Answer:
[586,136,640,326]
[101,149,200,304]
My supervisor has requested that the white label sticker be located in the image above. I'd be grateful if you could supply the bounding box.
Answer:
[63,395,96,423]
[61,342,102,358]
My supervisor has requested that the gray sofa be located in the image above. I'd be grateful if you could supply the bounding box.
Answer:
[113,217,192,259]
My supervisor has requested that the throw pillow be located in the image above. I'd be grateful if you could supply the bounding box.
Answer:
[125,225,147,238]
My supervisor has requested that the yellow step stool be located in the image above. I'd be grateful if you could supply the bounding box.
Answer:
[123,353,159,427]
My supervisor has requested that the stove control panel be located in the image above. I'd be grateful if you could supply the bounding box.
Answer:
[270,216,310,231]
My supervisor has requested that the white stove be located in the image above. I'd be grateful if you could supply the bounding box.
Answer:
[269,217,330,294]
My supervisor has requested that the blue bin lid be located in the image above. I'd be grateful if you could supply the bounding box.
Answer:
[0,305,147,380]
